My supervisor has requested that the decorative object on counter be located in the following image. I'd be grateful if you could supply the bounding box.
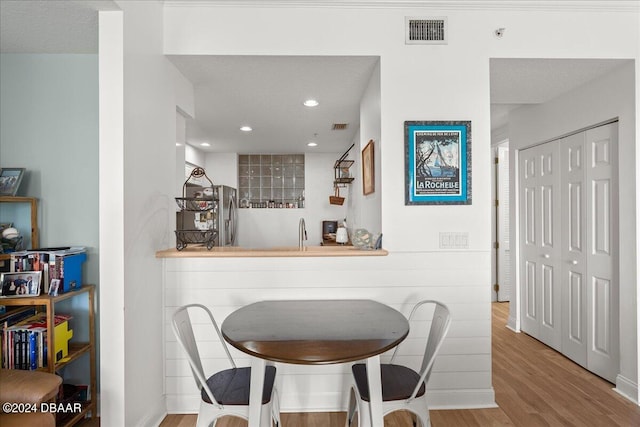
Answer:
[329,186,345,205]
[0,168,25,196]
[322,220,338,244]
[336,218,349,245]
[404,121,472,205]
[351,229,383,250]
[336,226,349,245]
[175,167,218,251]
[362,140,375,195]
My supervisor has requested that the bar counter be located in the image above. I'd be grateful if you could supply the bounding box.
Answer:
[156,245,388,258]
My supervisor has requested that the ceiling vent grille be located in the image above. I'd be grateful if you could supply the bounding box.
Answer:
[406,17,448,45]
[332,123,349,130]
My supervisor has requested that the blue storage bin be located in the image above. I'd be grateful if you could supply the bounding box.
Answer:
[58,252,87,292]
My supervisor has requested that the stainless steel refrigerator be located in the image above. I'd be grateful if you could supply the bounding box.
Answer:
[213,185,238,246]
[178,184,238,247]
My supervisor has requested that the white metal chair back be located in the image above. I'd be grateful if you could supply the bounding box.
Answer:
[390,300,451,402]
[171,303,235,409]
[345,299,452,427]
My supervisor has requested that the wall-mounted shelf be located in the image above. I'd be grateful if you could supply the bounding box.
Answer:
[333,146,355,187]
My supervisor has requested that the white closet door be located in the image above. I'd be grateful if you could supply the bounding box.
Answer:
[523,122,619,383]
[519,142,562,350]
[560,132,588,366]
[584,123,619,382]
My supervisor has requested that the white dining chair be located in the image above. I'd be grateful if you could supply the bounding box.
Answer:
[345,300,451,427]
[172,304,281,427]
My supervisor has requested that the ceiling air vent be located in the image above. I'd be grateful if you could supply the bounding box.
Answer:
[332,123,349,130]
[405,17,448,45]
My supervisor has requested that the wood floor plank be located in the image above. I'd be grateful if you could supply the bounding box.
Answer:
[160,302,640,427]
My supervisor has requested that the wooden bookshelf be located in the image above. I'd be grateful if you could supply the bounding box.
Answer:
[0,285,97,426]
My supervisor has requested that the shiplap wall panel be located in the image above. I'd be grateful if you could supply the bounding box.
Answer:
[162,251,495,412]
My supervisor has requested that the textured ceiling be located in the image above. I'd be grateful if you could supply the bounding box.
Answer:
[168,55,379,154]
[0,0,631,150]
[490,58,630,104]
[0,1,118,54]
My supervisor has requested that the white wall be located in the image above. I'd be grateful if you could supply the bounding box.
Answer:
[184,144,205,169]
[116,1,188,425]
[234,152,348,248]
[98,10,125,425]
[508,61,638,401]
[163,253,493,413]
[0,52,99,387]
[0,53,99,285]
[352,60,382,236]
[175,112,187,197]
[205,151,238,188]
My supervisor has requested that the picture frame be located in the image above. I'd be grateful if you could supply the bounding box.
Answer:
[404,121,472,205]
[0,168,25,196]
[362,140,375,195]
[0,271,42,297]
[49,279,61,297]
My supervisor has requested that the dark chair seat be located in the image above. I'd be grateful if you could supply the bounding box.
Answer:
[202,365,276,405]
[352,363,425,402]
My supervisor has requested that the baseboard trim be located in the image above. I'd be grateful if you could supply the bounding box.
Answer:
[614,374,638,404]
[166,389,497,414]
[428,388,497,409]
[506,315,519,333]
[136,399,167,427]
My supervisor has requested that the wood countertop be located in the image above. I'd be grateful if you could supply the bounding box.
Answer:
[156,245,388,258]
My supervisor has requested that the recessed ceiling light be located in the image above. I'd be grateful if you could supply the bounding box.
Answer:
[200,142,211,147]
[240,126,253,132]
[303,99,319,107]
[307,142,318,147]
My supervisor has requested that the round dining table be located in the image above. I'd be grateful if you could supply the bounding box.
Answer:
[221,299,410,427]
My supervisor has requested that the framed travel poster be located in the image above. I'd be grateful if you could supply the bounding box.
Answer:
[404,121,472,205]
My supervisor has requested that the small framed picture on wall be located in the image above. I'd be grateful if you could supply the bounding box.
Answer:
[0,168,25,196]
[362,140,375,195]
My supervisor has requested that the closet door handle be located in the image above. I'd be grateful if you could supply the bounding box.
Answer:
[571,260,578,265]
[542,254,550,259]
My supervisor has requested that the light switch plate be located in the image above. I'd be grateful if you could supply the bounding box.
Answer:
[439,232,469,249]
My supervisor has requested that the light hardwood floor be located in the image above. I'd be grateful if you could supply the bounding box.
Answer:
[160,303,640,427]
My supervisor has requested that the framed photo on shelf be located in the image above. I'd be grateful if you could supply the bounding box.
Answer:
[49,279,61,297]
[362,140,375,195]
[404,121,472,205]
[0,167,25,196]
[0,271,42,297]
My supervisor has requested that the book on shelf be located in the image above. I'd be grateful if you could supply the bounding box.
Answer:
[1,312,72,370]
[10,247,86,294]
